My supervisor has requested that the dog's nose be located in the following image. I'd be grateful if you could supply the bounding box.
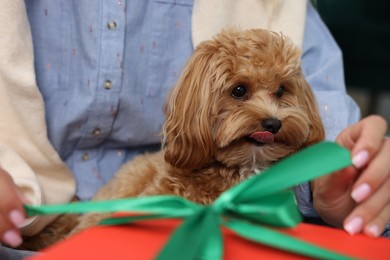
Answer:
[261,118,282,134]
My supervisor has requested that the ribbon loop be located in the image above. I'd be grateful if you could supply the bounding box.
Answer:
[223,191,301,227]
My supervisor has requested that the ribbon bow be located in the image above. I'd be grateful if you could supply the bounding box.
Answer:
[25,142,354,259]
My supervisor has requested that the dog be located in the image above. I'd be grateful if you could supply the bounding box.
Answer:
[19,28,325,249]
[70,28,325,234]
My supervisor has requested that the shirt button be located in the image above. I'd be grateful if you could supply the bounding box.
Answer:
[81,153,89,161]
[107,21,117,30]
[92,128,102,136]
[103,80,112,89]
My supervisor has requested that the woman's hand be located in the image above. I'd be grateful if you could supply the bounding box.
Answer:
[312,115,390,237]
[0,168,26,247]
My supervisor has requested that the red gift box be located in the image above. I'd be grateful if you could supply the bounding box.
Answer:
[28,219,389,260]
[23,144,390,259]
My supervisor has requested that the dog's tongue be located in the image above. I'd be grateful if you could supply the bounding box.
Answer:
[249,131,274,143]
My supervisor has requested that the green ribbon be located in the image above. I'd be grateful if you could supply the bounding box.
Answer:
[25,142,355,260]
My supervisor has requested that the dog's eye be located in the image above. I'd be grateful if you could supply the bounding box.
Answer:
[231,85,247,99]
[275,85,285,98]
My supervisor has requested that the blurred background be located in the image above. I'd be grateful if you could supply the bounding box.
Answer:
[316,0,390,135]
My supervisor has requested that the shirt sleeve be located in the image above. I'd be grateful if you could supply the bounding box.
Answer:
[294,2,360,219]
[0,0,76,236]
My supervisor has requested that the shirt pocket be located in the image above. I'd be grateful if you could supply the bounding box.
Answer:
[27,2,72,92]
[144,0,194,98]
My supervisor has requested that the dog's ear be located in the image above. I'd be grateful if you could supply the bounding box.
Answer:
[163,43,217,169]
[297,74,325,146]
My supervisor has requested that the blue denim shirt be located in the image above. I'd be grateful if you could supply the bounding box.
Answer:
[26,0,388,237]
[25,0,194,200]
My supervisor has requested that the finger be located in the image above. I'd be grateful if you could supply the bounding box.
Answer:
[311,166,358,228]
[364,203,390,237]
[313,165,358,201]
[0,209,23,248]
[351,116,387,156]
[351,138,390,203]
[344,176,390,236]
[337,116,387,169]
[337,115,387,152]
[0,211,10,237]
[0,170,25,247]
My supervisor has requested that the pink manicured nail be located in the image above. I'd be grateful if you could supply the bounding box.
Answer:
[344,216,363,235]
[366,224,380,237]
[9,210,25,227]
[3,230,22,247]
[351,183,371,203]
[352,150,369,169]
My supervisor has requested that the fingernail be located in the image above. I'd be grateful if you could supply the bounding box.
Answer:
[366,224,380,237]
[9,210,25,227]
[352,150,369,169]
[3,230,22,247]
[351,183,371,203]
[344,216,363,235]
